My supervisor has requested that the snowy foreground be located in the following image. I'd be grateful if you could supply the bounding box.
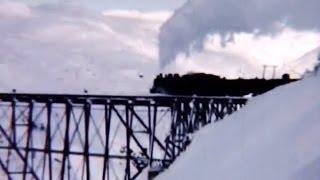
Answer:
[158,74,320,180]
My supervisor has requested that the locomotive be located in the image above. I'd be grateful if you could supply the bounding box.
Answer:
[150,73,298,97]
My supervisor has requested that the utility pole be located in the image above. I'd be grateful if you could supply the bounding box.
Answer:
[262,65,267,79]
[262,65,278,79]
[272,65,277,79]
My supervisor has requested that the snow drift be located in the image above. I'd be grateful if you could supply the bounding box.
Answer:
[158,73,320,179]
[159,0,320,67]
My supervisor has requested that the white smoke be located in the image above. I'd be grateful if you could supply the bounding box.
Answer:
[159,0,320,67]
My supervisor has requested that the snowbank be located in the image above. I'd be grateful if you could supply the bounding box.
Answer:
[158,74,320,180]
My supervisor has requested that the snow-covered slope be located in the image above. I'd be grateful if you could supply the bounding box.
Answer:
[158,73,320,180]
[286,47,320,77]
[0,2,170,94]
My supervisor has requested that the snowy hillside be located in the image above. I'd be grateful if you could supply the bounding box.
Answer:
[286,47,320,77]
[158,73,320,180]
[0,2,170,94]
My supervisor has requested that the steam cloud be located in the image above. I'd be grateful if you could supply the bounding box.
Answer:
[159,0,320,67]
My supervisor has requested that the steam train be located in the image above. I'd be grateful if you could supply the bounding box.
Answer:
[150,73,298,97]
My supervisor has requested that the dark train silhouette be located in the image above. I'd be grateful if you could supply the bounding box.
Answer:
[150,73,298,97]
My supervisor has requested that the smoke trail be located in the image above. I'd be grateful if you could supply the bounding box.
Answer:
[159,0,320,67]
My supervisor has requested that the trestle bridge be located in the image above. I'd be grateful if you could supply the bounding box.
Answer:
[0,93,247,180]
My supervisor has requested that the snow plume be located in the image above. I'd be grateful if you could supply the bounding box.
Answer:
[159,0,320,67]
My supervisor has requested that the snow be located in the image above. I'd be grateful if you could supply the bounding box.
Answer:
[158,73,320,180]
[0,1,168,95]
[290,47,320,77]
